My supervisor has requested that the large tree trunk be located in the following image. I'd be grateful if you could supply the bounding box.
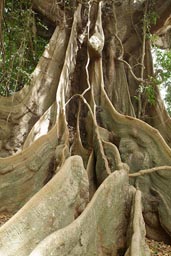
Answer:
[1,0,171,255]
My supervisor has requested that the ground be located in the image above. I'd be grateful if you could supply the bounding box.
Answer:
[146,238,171,256]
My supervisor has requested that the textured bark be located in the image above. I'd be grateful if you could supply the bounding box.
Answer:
[0,156,89,256]
[0,125,58,213]
[29,169,128,256]
[125,189,150,256]
[1,0,171,255]
[0,26,68,156]
[31,0,64,25]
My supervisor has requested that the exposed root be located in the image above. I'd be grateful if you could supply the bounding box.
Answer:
[0,156,89,256]
[125,189,150,256]
[29,169,129,256]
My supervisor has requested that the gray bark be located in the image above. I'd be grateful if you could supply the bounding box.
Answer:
[1,0,171,255]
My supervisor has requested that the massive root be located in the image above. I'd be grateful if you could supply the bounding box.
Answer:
[29,169,129,256]
[1,0,171,255]
[0,26,67,156]
[0,156,89,256]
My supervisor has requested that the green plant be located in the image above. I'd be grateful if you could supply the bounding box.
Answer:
[0,0,48,96]
[144,0,159,39]
[136,81,156,106]
[144,84,156,105]
[154,49,171,82]
[153,48,171,114]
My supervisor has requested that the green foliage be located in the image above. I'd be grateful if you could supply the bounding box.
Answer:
[153,48,171,114]
[154,49,171,82]
[144,2,171,113]
[136,81,156,106]
[147,0,171,114]
[144,1,159,40]
[145,11,158,28]
[0,0,48,96]
[144,83,156,105]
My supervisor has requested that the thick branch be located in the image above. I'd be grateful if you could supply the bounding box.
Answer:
[31,0,64,25]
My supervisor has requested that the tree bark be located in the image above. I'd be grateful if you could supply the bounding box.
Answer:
[1,0,171,255]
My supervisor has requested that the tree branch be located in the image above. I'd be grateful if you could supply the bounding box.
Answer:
[31,0,64,25]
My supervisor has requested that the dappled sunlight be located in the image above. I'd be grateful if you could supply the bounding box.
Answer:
[31,67,41,78]
[23,104,56,148]
[43,44,51,58]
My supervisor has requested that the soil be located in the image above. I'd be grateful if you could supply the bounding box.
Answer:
[146,238,171,256]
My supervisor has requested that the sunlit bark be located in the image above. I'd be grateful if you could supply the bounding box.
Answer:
[1,0,171,255]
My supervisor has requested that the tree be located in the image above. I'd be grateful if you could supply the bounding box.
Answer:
[0,0,171,255]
